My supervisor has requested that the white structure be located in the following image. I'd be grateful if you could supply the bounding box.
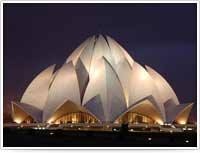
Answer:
[11,35,193,125]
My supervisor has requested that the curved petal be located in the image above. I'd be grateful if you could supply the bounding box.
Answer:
[84,95,105,122]
[66,36,92,65]
[146,65,180,105]
[175,103,193,124]
[75,58,89,103]
[114,96,163,124]
[11,101,42,123]
[129,63,155,105]
[21,64,55,110]
[164,99,193,124]
[106,36,128,65]
[83,57,127,122]
[116,58,132,107]
[47,100,101,123]
[43,62,81,122]
[79,36,96,73]
[89,35,115,76]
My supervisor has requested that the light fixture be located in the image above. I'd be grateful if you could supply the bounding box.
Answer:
[148,137,152,141]
[178,120,186,125]
[14,118,21,124]
[156,120,164,125]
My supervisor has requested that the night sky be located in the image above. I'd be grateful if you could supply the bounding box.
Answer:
[3,3,197,122]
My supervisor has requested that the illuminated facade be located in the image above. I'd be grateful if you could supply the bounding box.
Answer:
[11,35,193,125]
[54,112,99,124]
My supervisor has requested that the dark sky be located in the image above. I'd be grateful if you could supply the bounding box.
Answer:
[3,3,197,122]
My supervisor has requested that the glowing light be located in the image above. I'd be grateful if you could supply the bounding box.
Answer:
[14,118,22,124]
[72,117,77,123]
[115,121,119,124]
[156,120,164,125]
[55,121,60,124]
[185,140,189,143]
[47,119,53,124]
[50,132,54,135]
[139,71,148,81]
[93,68,101,78]
[124,90,129,107]
[148,137,152,141]
[178,120,186,125]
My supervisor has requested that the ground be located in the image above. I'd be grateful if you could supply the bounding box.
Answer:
[3,127,197,147]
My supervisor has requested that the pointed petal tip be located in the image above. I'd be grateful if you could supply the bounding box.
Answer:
[105,35,111,39]
[145,65,151,70]
[98,34,105,39]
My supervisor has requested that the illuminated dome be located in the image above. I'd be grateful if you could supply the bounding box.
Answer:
[11,35,193,125]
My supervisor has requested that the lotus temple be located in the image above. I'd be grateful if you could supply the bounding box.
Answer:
[11,35,193,126]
